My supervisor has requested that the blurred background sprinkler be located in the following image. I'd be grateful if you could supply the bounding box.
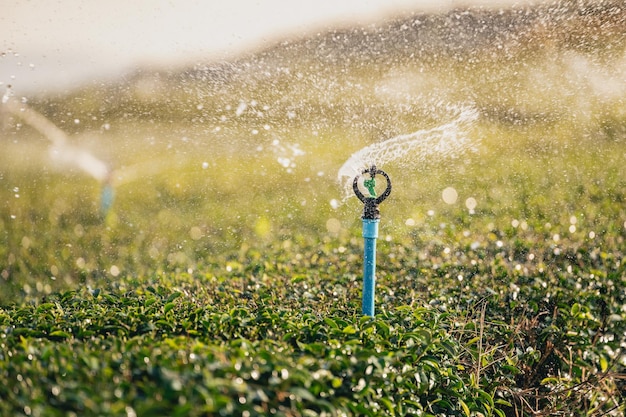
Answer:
[353,165,391,316]
[1,90,114,216]
[1,88,178,218]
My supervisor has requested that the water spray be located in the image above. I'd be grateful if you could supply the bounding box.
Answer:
[337,106,478,201]
[353,165,391,316]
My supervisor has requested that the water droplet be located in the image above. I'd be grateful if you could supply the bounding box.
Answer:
[2,85,13,104]
[442,187,458,204]
[326,218,341,234]
[125,406,137,417]
[235,101,247,116]
[271,140,304,172]
[277,157,291,168]
[189,226,202,240]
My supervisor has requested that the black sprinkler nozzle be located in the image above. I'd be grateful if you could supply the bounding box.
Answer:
[353,165,392,220]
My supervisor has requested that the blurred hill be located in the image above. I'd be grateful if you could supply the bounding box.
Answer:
[10,0,626,134]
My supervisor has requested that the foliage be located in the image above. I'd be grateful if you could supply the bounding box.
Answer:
[1,1,626,416]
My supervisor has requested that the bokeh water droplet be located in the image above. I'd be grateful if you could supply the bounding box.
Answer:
[442,187,458,204]
[465,197,477,212]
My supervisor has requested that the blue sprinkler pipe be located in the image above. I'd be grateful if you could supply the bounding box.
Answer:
[100,175,115,217]
[353,165,392,316]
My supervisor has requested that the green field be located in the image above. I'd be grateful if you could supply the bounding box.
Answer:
[1,3,625,416]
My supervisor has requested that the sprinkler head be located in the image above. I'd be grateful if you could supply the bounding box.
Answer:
[352,165,392,219]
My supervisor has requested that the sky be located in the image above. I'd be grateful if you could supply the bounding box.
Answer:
[1,0,540,94]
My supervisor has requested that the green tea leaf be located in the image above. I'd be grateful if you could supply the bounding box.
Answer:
[342,325,357,334]
[459,399,471,417]
[49,330,71,339]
